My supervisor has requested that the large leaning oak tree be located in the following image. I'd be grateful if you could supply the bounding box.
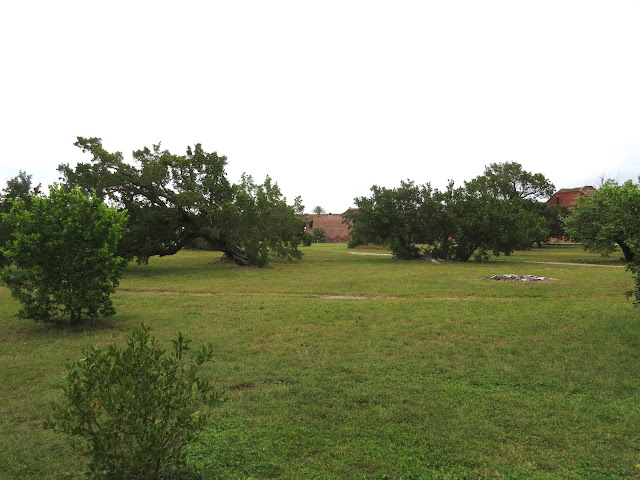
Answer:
[59,138,305,267]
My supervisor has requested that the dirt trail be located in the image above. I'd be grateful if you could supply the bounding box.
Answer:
[494,260,624,268]
[348,251,625,268]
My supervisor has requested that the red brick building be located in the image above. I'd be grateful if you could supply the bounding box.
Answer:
[300,211,353,242]
[547,186,596,209]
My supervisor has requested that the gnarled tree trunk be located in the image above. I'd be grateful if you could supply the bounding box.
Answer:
[615,238,635,262]
[222,246,251,267]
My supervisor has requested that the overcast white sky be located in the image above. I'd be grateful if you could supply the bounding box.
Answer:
[1,1,639,213]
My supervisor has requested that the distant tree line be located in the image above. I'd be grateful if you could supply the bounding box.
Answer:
[344,164,640,304]
[343,162,566,261]
[2,148,639,326]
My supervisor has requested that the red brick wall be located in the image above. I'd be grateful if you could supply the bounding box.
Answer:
[300,213,352,242]
[547,186,596,209]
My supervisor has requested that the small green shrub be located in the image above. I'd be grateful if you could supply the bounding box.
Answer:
[302,232,313,247]
[45,324,218,479]
[301,231,313,246]
[1,185,128,324]
[347,237,365,248]
[313,226,328,243]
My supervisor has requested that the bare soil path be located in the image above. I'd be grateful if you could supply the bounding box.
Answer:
[347,251,625,267]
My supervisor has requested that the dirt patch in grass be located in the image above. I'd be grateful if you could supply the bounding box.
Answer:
[124,291,484,301]
[320,295,480,301]
[321,295,370,300]
[119,289,217,296]
[495,259,624,268]
[347,252,393,256]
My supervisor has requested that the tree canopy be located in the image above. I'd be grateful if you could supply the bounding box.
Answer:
[345,162,557,261]
[312,226,328,243]
[312,206,326,215]
[434,182,537,261]
[59,138,305,267]
[0,171,41,266]
[565,179,640,304]
[345,180,441,259]
[565,179,639,262]
[465,162,556,201]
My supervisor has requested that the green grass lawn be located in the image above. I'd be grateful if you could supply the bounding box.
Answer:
[1,244,639,479]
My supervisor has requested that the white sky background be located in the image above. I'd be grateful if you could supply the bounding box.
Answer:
[1,1,639,213]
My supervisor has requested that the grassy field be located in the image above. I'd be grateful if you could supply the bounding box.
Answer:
[0,244,638,479]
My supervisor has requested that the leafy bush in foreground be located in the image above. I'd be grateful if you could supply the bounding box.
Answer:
[45,324,218,479]
[1,185,128,324]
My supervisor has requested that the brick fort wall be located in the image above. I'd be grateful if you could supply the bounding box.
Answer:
[300,213,352,243]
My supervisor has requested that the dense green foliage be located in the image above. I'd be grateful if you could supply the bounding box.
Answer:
[345,162,558,261]
[345,181,440,259]
[462,162,561,251]
[0,171,40,267]
[431,182,533,261]
[59,137,305,267]
[565,179,638,262]
[530,202,570,246]
[312,226,328,243]
[221,175,305,267]
[301,231,313,246]
[464,161,555,201]
[566,178,640,303]
[46,324,217,479]
[0,185,127,324]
